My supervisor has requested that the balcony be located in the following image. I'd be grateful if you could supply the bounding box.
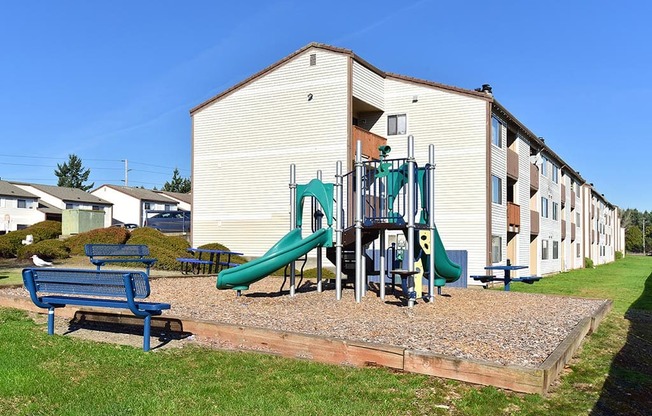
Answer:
[507,148,519,180]
[530,164,539,191]
[571,192,576,210]
[571,223,576,241]
[562,219,566,240]
[507,202,520,233]
[352,126,387,161]
[561,184,566,207]
[530,210,540,235]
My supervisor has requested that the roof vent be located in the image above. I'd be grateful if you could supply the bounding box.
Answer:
[309,53,316,66]
[474,84,493,94]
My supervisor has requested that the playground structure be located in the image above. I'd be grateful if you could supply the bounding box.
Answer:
[217,135,461,304]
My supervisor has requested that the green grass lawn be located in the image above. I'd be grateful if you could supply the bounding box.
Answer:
[0,256,650,415]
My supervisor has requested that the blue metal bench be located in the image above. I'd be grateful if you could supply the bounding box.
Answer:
[85,244,157,275]
[22,268,171,351]
[176,248,242,275]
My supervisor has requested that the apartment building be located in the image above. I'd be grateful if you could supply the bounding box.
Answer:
[190,42,623,283]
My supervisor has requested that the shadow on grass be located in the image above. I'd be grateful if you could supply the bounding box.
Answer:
[65,310,192,350]
[591,272,652,415]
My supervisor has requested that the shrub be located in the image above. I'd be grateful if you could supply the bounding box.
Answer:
[18,239,70,260]
[0,221,62,258]
[65,227,130,256]
[584,257,594,269]
[127,228,190,271]
[615,251,623,260]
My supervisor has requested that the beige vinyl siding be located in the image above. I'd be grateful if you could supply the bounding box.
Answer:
[378,78,488,284]
[516,136,531,274]
[539,158,561,275]
[352,61,384,109]
[490,117,507,266]
[192,49,349,255]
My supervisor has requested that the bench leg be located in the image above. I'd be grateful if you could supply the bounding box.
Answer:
[143,315,151,352]
[48,308,55,335]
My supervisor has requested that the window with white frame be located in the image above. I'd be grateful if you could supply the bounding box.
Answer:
[65,203,74,210]
[541,156,548,177]
[387,114,407,135]
[491,117,503,148]
[552,165,559,183]
[492,235,502,263]
[576,212,581,227]
[541,197,549,218]
[17,199,27,208]
[553,241,559,259]
[577,242,581,258]
[144,202,151,210]
[542,239,549,260]
[552,202,559,220]
[492,175,502,204]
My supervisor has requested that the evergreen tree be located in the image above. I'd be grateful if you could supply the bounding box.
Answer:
[54,154,94,191]
[162,168,191,193]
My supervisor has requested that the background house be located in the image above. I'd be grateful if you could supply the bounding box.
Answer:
[0,180,44,233]
[156,191,191,211]
[92,185,180,226]
[11,182,113,229]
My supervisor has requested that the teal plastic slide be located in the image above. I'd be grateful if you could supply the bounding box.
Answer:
[217,228,332,291]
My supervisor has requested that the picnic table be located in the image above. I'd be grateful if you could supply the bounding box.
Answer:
[176,248,243,275]
[471,259,541,291]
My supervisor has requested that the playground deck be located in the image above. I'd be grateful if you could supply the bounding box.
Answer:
[0,276,609,393]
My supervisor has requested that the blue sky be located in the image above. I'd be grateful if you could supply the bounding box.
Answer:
[1,1,649,211]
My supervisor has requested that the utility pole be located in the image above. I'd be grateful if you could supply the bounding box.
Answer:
[121,159,130,186]
[644,218,646,254]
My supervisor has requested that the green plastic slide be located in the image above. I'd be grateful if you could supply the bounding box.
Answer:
[416,227,462,283]
[217,228,332,291]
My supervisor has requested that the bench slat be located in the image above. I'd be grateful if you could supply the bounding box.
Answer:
[40,295,170,311]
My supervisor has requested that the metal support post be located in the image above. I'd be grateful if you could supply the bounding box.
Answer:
[335,161,343,300]
[289,164,297,297]
[379,229,386,299]
[316,170,323,293]
[407,135,416,307]
[355,140,363,303]
[427,144,436,303]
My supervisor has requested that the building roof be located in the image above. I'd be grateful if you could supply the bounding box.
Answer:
[37,200,62,215]
[11,182,112,205]
[0,180,38,198]
[156,190,191,204]
[98,184,177,204]
[190,42,489,115]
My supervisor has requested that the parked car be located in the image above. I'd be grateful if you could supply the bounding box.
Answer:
[111,223,138,231]
[144,211,190,233]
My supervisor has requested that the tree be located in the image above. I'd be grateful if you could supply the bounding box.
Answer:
[54,154,94,191]
[162,168,191,193]
[625,226,643,253]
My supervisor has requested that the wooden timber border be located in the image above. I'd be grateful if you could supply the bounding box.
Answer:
[0,293,612,394]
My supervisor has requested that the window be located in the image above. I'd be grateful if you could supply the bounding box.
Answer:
[387,114,406,135]
[165,204,172,211]
[541,197,549,218]
[541,156,548,177]
[492,235,502,263]
[92,205,100,211]
[553,241,559,259]
[576,212,581,227]
[542,239,549,260]
[492,175,502,204]
[552,165,559,183]
[65,203,74,209]
[491,117,503,147]
[576,243,581,258]
[144,202,151,210]
[17,199,26,208]
[552,202,559,221]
